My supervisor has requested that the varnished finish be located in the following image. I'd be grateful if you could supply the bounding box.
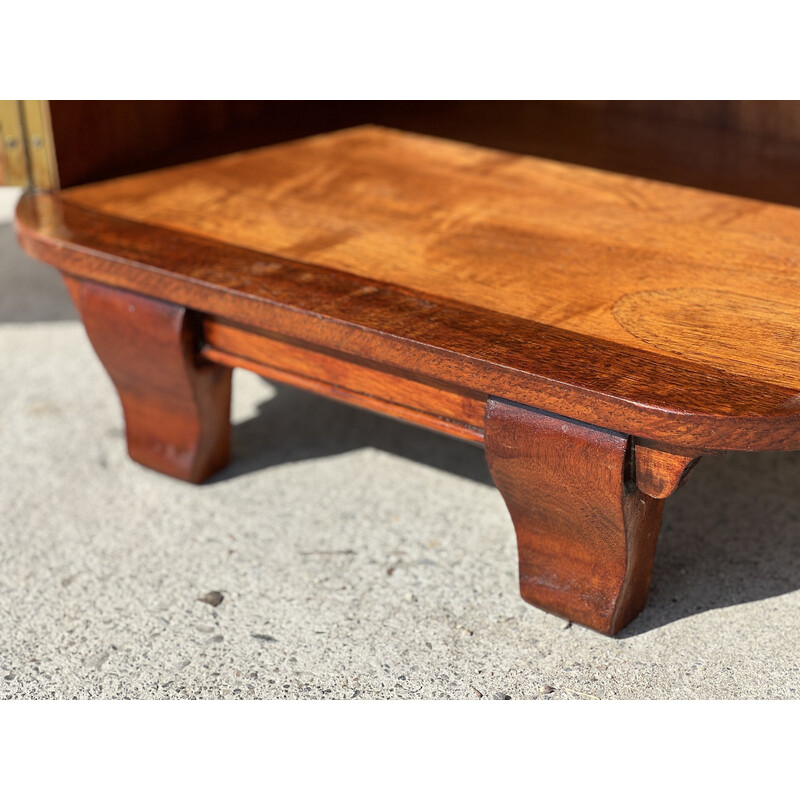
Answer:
[633,445,700,500]
[16,190,800,453]
[201,317,485,442]
[67,278,232,483]
[485,400,666,634]
[55,125,800,395]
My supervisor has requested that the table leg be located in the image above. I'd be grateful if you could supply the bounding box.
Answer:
[485,398,670,634]
[64,278,231,483]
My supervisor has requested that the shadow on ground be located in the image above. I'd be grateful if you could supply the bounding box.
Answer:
[5,216,800,636]
[0,223,79,323]
[218,380,800,636]
[215,384,493,487]
[623,449,800,634]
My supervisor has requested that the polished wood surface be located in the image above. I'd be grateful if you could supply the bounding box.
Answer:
[18,192,800,453]
[17,126,800,452]
[485,400,666,634]
[65,279,232,483]
[633,445,700,500]
[201,317,485,442]
[60,126,800,392]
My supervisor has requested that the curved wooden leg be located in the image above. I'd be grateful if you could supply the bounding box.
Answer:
[485,398,666,634]
[66,278,232,483]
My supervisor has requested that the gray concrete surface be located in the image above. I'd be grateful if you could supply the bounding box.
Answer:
[2,208,800,699]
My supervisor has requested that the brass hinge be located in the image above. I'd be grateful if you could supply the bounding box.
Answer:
[0,100,59,190]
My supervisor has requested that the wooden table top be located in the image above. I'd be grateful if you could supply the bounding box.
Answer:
[17,125,800,451]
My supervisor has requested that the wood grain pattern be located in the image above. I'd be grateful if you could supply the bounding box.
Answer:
[485,399,666,634]
[66,278,232,483]
[633,445,700,500]
[201,317,485,442]
[56,125,800,396]
[16,192,800,453]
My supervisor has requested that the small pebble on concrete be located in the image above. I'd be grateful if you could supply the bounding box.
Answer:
[198,591,224,607]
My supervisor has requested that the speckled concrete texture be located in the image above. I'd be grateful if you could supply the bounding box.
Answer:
[2,206,800,700]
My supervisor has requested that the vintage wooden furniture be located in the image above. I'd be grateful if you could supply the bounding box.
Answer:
[16,124,800,634]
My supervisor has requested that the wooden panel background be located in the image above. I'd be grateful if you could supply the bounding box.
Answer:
[48,101,800,206]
